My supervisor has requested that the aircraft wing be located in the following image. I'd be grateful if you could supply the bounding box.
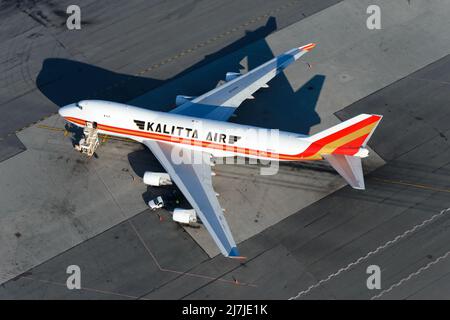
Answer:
[143,140,242,258]
[170,43,316,121]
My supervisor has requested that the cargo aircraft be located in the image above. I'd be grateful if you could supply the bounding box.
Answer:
[59,43,382,258]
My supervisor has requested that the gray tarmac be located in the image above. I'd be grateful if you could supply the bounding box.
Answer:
[1,0,450,299]
[0,0,340,161]
[0,0,342,286]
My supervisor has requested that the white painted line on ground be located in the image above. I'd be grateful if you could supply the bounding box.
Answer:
[289,207,450,300]
[370,250,450,300]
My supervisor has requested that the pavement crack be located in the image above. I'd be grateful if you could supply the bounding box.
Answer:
[289,207,450,300]
[371,249,450,300]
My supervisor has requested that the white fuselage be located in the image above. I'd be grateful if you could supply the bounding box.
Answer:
[60,100,314,161]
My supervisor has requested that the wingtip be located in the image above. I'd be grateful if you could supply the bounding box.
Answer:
[229,256,247,261]
[228,247,246,260]
[300,42,316,51]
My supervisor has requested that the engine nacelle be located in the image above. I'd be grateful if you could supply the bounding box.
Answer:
[225,72,240,82]
[175,95,195,106]
[172,208,197,224]
[143,171,172,186]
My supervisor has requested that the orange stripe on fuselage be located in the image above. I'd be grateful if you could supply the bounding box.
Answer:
[65,116,284,160]
[63,116,378,161]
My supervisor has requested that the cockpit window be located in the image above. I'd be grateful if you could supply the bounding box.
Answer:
[75,102,83,110]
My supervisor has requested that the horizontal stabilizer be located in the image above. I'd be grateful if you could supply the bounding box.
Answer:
[324,154,365,190]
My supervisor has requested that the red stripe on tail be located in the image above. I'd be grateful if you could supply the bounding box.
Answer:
[298,115,380,158]
[331,134,369,155]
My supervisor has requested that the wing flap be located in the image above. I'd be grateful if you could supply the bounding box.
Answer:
[169,102,236,120]
[143,140,240,257]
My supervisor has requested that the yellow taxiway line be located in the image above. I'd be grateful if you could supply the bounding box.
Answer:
[373,177,450,194]
[36,125,450,194]
[36,124,136,144]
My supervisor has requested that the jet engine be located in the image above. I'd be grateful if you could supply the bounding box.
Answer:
[143,172,172,186]
[225,72,240,82]
[175,95,195,106]
[172,208,197,224]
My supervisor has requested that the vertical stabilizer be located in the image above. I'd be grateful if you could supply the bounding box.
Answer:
[323,154,365,189]
[307,114,382,190]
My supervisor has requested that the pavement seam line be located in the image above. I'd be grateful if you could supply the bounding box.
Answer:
[34,125,450,193]
[288,207,450,300]
[93,163,255,289]
[20,275,146,300]
[370,249,450,300]
[373,177,450,193]
[0,164,244,297]
[6,0,301,138]
[176,244,279,300]
[0,269,146,299]
[91,0,300,96]
[35,124,137,143]
[128,219,257,289]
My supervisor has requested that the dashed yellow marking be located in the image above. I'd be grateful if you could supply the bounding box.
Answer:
[9,1,301,136]
[373,177,450,193]
[36,124,63,132]
[124,0,300,80]
[36,125,136,144]
[33,126,450,193]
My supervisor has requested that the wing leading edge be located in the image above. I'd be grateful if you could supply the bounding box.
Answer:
[143,140,243,258]
[171,43,316,121]
[143,43,316,258]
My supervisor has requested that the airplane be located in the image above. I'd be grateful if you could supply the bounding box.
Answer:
[59,43,382,259]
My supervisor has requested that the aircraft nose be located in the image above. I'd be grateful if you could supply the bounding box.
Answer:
[58,103,76,118]
[58,105,69,117]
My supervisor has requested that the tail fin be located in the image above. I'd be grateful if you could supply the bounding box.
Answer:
[307,114,382,156]
[324,154,366,189]
[308,114,382,189]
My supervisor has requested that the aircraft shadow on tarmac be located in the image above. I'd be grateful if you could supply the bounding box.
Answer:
[37,17,277,107]
[36,16,324,202]
[36,16,323,133]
